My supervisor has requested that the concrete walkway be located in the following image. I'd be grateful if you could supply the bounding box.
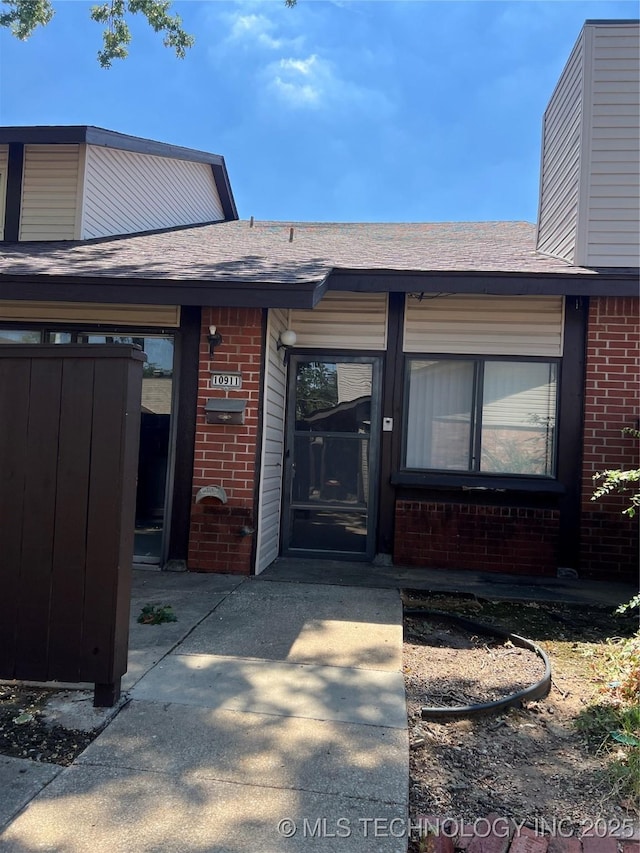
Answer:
[0,572,408,852]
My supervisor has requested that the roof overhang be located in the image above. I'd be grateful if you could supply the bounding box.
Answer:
[0,274,328,309]
[326,268,640,297]
[0,126,239,221]
[0,126,226,165]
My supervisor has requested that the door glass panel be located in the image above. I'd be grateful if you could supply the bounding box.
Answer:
[295,362,372,432]
[290,509,368,553]
[293,435,369,506]
[286,358,378,558]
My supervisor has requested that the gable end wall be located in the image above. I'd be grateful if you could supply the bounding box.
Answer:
[82,145,225,239]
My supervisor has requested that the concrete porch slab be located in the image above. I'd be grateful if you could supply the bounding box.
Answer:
[177,581,402,670]
[260,559,637,608]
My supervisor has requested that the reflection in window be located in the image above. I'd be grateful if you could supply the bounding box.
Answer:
[480,362,557,475]
[404,357,557,477]
[292,361,373,508]
[0,330,42,344]
[295,362,371,429]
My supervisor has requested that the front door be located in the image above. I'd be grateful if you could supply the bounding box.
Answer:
[282,356,382,560]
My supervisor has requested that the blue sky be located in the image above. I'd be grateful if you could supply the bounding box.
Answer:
[0,1,636,222]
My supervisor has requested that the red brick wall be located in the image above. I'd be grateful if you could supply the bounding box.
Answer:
[580,296,639,581]
[394,502,559,576]
[188,307,264,574]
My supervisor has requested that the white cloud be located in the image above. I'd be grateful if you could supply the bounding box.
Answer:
[222,7,304,54]
[280,55,317,76]
[228,14,283,50]
[266,52,393,116]
[267,54,326,108]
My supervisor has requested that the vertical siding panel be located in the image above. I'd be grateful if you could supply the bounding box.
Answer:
[256,308,288,573]
[536,32,584,262]
[19,145,80,241]
[82,146,224,238]
[584,23,640,267]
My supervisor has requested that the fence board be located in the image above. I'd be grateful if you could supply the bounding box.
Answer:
[0,359,31,675]
[48,358,94,680]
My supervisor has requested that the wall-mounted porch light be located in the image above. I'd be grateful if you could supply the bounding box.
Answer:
[277,328,297,353]
[277,328,297,365]
[207,325,223,358]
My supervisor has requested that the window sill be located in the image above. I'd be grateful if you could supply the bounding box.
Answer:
[391,471,565,494]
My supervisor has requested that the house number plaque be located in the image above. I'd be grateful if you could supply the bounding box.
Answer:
[210,372,242,389]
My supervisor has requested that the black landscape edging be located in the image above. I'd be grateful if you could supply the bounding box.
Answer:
[403,608,552,721]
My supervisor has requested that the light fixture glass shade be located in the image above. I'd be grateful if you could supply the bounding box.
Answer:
[279,329,297,347]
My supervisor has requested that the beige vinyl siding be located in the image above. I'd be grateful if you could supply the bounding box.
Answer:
[290,292,388,350]
[0,144,8,240]
[256,308,288,574]
[0,301,180,327]
[536,32,584,262]
[82,145,224,239]
[403,295,564,357]
[582,24,640,267]
[19,145,81,241]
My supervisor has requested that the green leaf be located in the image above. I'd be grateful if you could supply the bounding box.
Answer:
[0,0,54,40]
[2,0,194,66]
[610,730,640,747]
[137,604,177,625]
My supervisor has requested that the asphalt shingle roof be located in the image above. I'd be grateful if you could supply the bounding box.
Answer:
[0,220,600,284]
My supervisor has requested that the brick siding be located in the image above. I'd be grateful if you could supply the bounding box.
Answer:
[394,502,559,575]
[580,296,639,581]
[187,307,263,574]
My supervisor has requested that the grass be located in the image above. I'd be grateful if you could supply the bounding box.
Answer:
[575,628,640,809]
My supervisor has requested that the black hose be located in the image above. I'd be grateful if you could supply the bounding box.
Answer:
[404,608,552,721]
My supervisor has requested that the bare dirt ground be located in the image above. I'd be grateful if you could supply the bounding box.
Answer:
[403,591,639,849]
[0,684,95,765]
